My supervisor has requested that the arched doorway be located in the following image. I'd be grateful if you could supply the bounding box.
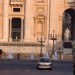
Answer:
[62,9,75,41]
[12,18,21,42]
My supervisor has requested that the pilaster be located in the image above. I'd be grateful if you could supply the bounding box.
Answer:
[24,0,31,42]
[9,18,12,42]
[2,0,9,42]
[59,16,63,41]
[20,18,24,42]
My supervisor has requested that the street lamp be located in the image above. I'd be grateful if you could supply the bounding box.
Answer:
[37,34,46,57]
[49,30,59,55]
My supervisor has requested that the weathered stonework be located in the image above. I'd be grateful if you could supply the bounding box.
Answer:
[0,0,74,60]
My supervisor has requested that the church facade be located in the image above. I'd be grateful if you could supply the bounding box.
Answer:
[0,0,74,60]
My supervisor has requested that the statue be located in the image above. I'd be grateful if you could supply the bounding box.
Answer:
[8,51,13,59]
[31,51,34,60]
[64,28,71,41]
[44,51,49,58]
[54,51,58,60]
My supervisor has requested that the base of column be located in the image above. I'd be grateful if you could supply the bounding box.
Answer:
[9,38,12,42]
[0,38,9,42]
[20,39,23,42]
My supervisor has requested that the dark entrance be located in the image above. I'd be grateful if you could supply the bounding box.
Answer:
[62,9,75,41]
[12,18,21,42]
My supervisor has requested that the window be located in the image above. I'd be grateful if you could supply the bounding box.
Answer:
[13,8,20,12]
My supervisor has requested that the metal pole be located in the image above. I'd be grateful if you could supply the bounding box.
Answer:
[38,33,46,57]
[53,38,54,54]
[53,30,54,54]
[40,37,42,57]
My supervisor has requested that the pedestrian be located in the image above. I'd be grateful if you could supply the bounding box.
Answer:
[17,53,20,60]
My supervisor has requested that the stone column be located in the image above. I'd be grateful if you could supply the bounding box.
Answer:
[2,0,9,41]
[9,18,12,42]
[59,16,63,41]
[20,18,23,42]
[24,0,31,42]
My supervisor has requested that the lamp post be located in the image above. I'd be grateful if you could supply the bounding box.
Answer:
[37,34,46,57]
[50,30,58,55]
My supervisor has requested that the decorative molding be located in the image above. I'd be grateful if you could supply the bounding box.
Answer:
[11,0,23,2]
[0,42,45,47]
[9,4,23,7]
[36,0,44,3]
[34,14,47,37]
[34,0,47,6]
[9,0,24,7]
[36,7,44,13]
[65,0,74,3]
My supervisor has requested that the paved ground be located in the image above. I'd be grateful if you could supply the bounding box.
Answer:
[0,59,73,75]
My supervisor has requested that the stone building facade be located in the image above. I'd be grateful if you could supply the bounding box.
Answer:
[0,0,74,60]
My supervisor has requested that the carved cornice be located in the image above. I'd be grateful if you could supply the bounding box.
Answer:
[9,4,23,7]
[34,14,47,19]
